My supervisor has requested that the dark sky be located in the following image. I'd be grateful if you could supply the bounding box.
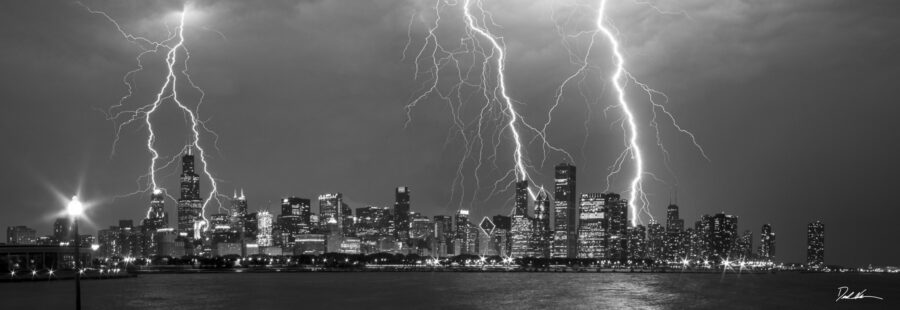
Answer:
[1,0,898,267]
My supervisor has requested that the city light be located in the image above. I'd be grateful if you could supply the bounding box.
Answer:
[66,196,84,218]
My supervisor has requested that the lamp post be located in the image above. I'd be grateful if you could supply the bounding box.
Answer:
[67,196,84,310]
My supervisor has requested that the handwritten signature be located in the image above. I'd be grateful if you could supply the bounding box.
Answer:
[836,286,884,302]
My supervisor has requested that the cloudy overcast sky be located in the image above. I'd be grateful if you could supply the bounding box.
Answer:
[1,0,898,266]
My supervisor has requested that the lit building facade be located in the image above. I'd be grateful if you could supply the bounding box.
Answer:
[708,213,738,261]
[510,180,532,258]
[604,193,628,262]
[6,226,36,245]
[577,193,605,259]
[807,220,825,268]
[394,187,411,241]
[256,211,274,247]
[758,224,775,261]
[627,225,646,261]
[530,192,551,258]
[552,163,577,258]
[646,220,664,261]
[176,150,203,243]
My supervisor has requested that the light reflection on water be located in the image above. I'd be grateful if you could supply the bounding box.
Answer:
[1,272,897,309]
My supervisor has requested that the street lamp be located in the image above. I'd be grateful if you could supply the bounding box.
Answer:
[67,196,83,310]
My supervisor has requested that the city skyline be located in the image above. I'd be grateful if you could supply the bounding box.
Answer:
[6,152,830,269]
[1,0,899,269]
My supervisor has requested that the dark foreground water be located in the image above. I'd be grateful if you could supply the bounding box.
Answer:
[1,272,898,309]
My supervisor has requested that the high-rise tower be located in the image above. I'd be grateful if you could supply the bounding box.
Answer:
[394,186,411,241]
[807,221,825,268]
[530,191,551,258]
[177,148,204,241]
[514,180,529,216]
[552,163,577,258]
[145,189,168,229]
[758,224,775,261]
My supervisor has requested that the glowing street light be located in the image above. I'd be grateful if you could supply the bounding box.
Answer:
[67,195,84,310]
[67,196,84,217]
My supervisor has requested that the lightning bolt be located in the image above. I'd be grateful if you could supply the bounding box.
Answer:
[82,4,223,226]
[597,0,708,225]
[595,0,648,226]
[406,0,572,210]
[548,0,708,226]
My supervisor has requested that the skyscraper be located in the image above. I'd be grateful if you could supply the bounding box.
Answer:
[177,149,203,241]
[734,230,753,259]
[664,204,684,261]
[395,187,411,242]
[627,225,646,261]
[281,197,311,229]
[257,211,274,247]
[454,209,470,254]
[530,191,551,258]
[708,213,738,261]
[510,180,532,258]
[492,215,512,257]
[318,193,343,235]
[646,220,664,261]
[758,224,775,261]
[807,221,825,268]
[231,190,248,221]
[552,163,577,258]
[604,193,628,262]
[577,193,605,259]
[434,215,454,256]
[141,189,170,256]
[145,189,168,229]
[514,180,529,216]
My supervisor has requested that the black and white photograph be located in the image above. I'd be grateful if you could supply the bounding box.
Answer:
[1,0,898,309]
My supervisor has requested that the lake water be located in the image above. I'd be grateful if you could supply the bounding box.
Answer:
[1,272,898,309]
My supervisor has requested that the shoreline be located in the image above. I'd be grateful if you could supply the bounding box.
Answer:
[0,272,136,283]
[131,266,779,274]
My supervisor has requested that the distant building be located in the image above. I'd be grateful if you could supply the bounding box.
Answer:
[318,193,344,236]
[604,193,628,262]
[410,214,433,241]
[394,187,411,241]
[734,230,753,259]
[6,226,36,245]
[758,224,775,261]
[552,163,577,258]
[97,226,121,258]
[530,191,551,258]
[627,225,646,261]
[145,189,168,230]
[294,234,326,255]
[646,220,664,261]
[340,237,361,254]
[577,193,605,259]
[695,215,712,260]
[807,221,825,268]
[492,215,511,257]
[53,217,72,244]
[280,196,312,245]
[256,211,274,247]
[510,181,532,258]
[176,149,204,244]
[454,209,471,254]
[664,204,684,261]
[708,213,738,261]
[433,215,453,256]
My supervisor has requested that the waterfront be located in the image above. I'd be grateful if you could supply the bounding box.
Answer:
[1,272,897,309]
